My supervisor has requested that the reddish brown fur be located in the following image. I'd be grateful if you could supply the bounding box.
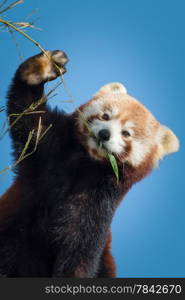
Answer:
[0,180,21,226]
[115,145,158,206]
[89,148,107,161]
[101,231,116,277]
[72,263,87,278]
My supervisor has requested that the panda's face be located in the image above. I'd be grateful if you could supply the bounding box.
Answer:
[76,83,179,168]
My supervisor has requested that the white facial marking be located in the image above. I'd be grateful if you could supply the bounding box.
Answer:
[89,119,125,154]
[124,120,135,129]
[129,139,151,166]
[82,100,104,119]
[111,107,119,117]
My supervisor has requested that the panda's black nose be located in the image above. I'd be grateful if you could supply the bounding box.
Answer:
[98,129,110,141]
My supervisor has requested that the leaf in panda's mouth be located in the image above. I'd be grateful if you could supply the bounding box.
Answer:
[107,153,119,183]
[92,137,119,183]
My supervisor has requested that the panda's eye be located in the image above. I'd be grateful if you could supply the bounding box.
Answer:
[102,113,110,121]
[122,130,131,137]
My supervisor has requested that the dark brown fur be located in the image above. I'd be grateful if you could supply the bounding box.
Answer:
[0,181,116,276]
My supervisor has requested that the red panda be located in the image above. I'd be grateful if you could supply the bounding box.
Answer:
[0,50,179,277]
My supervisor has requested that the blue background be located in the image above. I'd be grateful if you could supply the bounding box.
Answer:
[0,0,184,277]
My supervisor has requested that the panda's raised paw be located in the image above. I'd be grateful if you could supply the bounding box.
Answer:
[20,50,69,85]
[50,50,68,68]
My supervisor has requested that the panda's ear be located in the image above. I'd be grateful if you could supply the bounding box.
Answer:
[94,82,127,97]
[157,125,179,159]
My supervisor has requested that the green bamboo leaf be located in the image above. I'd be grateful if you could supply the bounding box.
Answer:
[107,153,119,183]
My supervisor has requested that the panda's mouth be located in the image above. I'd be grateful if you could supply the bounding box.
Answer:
[93,136,104,148]
[91,135,111,155]
[91,134,104,147]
